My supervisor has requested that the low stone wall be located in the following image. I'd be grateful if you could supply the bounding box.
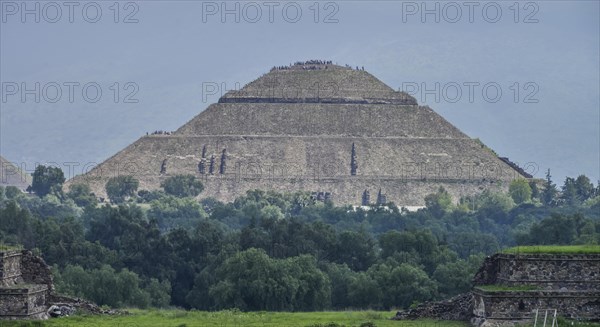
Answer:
[494,254,600,291]
[0,284,48,320]
[472,288,600,321]
[0,251,24,287]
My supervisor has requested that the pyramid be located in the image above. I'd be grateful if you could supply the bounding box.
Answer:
[69,61,528,206]
[0,156,32,191]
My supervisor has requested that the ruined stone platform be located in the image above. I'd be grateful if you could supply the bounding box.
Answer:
[471,253,600,326]
[0,283,48,320]
[393,251,600,326]
[0,250,50,320]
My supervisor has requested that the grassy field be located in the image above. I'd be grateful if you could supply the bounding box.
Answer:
[502,245,600,254]
[0,310,469,327]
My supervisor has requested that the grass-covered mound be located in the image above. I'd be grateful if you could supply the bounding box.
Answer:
[502,245,600,254]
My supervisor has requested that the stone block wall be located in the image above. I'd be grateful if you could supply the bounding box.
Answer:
[20,251,54,293]
[471,253,600,326]
[0,284,48,319]
[0,250,54,320]
[473,253,600,291]
[494,254,600,290]
[71,134,518,206]
[397,253,600,325]
[0,252,24,287]
[472,288,600,321]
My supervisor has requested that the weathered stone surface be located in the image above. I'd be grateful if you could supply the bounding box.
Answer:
[472,288,600,322]
[20,250,54,293]
[219,64,417,105]
[394,253,600,326]
[0,251,24,287]
[471,253,600,325]
[66,62,529,206]
[472,254,501,286]
[494,254,600,290]
[0,284,48,320]
[0,250,105,320]
[392,292,474,321]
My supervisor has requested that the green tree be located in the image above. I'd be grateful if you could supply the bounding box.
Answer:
[366,260,437,309]
[541,169,558,205]
[0,200,34,248]
[145,278,172,307]
[147,195,207,231]
[477,191,515,213]
[31,165,65,197]
[105,175,139,204]
[529,180,540,201]
[433,260,473,298]
[67,183,97,207]
[321,262,357,309]
[208,248,330,311]
[561,177,579,205]
[161,174,204,198]
[334,230,377,271]
[347,272,381,308]
[424,186,453,218]
[509,179,532,204]
[55,264,152,308]
[575,175,594,202]
[521,213,584,245]
[4,186,21,199]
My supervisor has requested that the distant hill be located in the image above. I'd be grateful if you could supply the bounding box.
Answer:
[0,155,32,191]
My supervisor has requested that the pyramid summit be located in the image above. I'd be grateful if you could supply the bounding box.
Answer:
[69,61,528,206]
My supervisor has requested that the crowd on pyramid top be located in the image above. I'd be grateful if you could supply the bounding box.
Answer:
[271,60,365,72]
[148,130,175,136]
[294,60,333,66]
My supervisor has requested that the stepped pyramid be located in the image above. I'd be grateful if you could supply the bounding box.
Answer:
[69,61,527,205]
[0,156,32,191]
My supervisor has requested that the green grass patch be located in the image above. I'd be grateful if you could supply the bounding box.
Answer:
[0,243,23,251]
[502,245,600,254]
[556,317,600,327]
[0,309,470,327]
[476,285,539,292]
[522,317,600,327]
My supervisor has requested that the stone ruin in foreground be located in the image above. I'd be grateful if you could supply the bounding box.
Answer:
[395,251,600,326]
[0,250,103,320]
[68,61,530,206]
[0,250,51,319]
[1,248,598,322]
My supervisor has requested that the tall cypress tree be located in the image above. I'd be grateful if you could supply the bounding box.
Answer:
[541,169,558,205]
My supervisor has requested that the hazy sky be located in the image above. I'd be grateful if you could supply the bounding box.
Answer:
[1,0,599,184]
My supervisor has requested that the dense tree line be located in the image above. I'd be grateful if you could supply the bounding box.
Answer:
[0,168,598,310]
